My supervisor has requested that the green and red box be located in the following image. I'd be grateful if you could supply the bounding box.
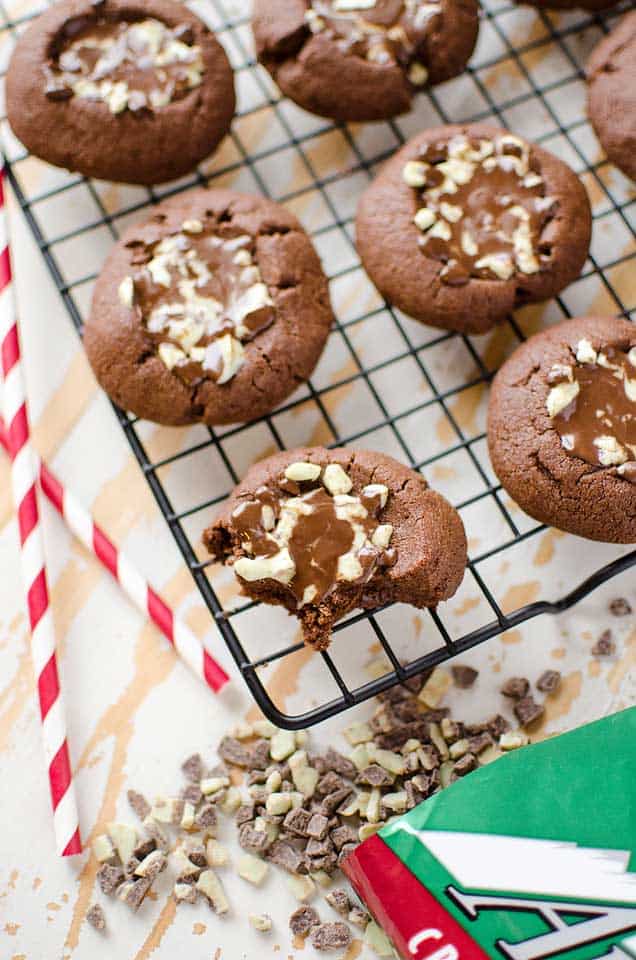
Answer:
[343,708,636,960]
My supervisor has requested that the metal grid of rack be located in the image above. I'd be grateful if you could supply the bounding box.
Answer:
[1,0,635,728]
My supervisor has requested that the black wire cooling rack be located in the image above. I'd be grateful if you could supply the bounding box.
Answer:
[2,0,636,729]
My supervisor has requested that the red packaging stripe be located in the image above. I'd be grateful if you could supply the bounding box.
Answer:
[344,834,490,960]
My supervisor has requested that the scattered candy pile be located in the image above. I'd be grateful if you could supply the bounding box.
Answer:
[85,596,626,947]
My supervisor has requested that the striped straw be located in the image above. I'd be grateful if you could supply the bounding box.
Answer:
[0,165,81,856]
[0,418,230,694]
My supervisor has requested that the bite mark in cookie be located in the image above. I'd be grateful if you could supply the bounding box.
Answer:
[120,226,275,387]
[204,447,467,648]
[45,16,204,112]
[404,132,556,286]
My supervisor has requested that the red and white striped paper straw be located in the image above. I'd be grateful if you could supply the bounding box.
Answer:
[0,418,230,695]
[0,167,81,856]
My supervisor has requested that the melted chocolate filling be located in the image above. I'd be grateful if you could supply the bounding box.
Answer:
[45,16,203,111]
[551,347,636,474]
[410,135,556,285]
[129,227,275,385]
[231,476,395,605]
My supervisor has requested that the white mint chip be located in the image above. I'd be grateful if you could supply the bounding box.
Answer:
[201,775,230,795]
[300,584,318,607]
[624,378,636,403]
[220,786,242,815]
[151,796,182,824]
[372,524,393,549]
[474,253,514,280]
[575,339,598,365]
[522,172,543,188]
[427,219,452,242]
[418,667,452,708]
[266,791,293,816]
[174,882,197,904]
[344,721,372,745]
[291,764,319,798]
[118,276,135,308]
[238,854,269,886]
[261,504,275,531]
[284,461,322,482]
[252,719,278,738]
[265,769,282,793]
[171,848,201,879]
[408,61,429,86]
[208,334,245,385]
[403,160,429,188]
[414,207,436,232]
[93,834,115,862]
[546,379,580,418]
[270,728,296,761]
[207,839,230,868]
[180,801,195,830]
[500,731,529,751]
[106,80,129,114]
[359,822,382,841]
[362,483,389,508]
[594,435,628,466]
[439,202,463,223]
[322,463,353,495]
[233,248,252,267]
[515,250,540,276]
[288,875,316,902]
[181,219,203,234]
[250,913,273,932]
[106,822,137,866]
[135,849,167,878]
[196,869,229,914]
[157,343,186,370]
[461,230,478,257]
[234,548,296,586]
[437,158,474,185]
[337,553,363,582]
[628,347,636,367]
